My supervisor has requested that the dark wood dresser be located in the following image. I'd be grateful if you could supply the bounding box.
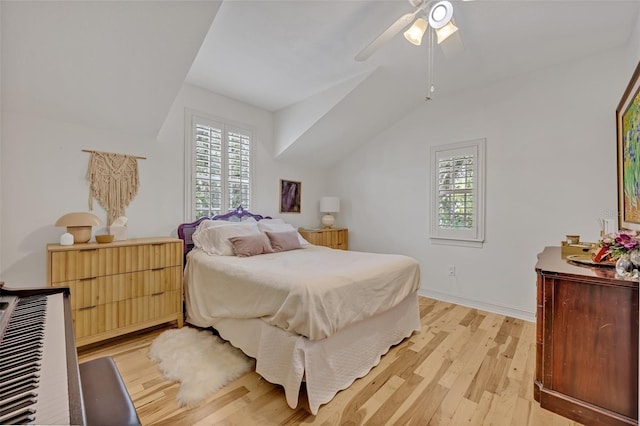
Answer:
[535,247,638,425]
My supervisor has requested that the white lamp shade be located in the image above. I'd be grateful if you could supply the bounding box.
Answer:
[435,20,458,44]
[403,18,428,46]
[320,197,340,213]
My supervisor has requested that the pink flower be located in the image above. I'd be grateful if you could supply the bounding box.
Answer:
[616,233,640,250]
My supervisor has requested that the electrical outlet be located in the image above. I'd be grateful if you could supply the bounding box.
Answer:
[448,265,456,276]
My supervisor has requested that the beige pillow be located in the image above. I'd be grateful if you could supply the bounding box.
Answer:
[257,221,309,245]
[265,231,302,252]
[228,234,274,257]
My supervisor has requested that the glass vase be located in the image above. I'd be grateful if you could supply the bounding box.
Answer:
[615,254,636,277]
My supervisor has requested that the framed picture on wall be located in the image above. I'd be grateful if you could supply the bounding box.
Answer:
[617,60,640,231]
[279,179,301,213]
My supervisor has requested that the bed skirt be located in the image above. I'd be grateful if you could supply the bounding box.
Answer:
[197,292,421,414]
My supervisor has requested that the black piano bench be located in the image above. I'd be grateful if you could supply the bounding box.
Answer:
[79,356,141,426]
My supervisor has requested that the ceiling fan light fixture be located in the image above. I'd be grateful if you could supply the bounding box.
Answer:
[403,17,428,46]
[428,0,454,29]
[435,19,458,44]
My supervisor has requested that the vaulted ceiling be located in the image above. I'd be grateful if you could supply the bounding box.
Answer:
[3,1,639,168]
[185,0,640,166]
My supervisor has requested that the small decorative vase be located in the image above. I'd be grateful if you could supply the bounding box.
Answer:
[615,254,636,277]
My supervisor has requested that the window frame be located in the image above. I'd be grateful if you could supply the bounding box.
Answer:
[184,109,255,221]
[429,138,486,247]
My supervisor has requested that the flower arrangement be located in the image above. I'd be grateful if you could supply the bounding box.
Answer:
[593,230,640,277]
[596,229,640,261]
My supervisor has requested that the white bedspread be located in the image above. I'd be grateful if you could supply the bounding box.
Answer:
[185,245,421,340]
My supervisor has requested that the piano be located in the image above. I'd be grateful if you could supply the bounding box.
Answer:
[0,284,85,425]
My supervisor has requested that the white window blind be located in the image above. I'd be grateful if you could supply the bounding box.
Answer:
[186,112,253,220]
[430,139,485,247]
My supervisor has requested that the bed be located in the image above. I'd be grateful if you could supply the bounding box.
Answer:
[178,206,421,414]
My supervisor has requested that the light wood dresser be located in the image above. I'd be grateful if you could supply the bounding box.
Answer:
[298,228,348,250]
[47,237,183,347]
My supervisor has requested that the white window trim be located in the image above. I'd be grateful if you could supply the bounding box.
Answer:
[430,138,485,248]
[184,108,255,221]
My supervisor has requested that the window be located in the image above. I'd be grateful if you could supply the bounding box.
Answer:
[185,111,253,220]
[430,138,485,247]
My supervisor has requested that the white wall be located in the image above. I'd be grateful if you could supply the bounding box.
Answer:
[330,46,635,320]
[628,13,640,70]
[1,84,326,288]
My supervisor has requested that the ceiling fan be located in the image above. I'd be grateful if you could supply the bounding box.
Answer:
[354,0,462,100]
[354,0,461,62]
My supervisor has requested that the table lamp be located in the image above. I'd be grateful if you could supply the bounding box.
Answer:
[55,212,102,244]
[320,197,340,228]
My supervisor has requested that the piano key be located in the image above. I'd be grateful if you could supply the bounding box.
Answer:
[0,347,42,370]
[0,396,38,419]
[0,369,40,388]
[0,379,38,401]
[0,406,36,425]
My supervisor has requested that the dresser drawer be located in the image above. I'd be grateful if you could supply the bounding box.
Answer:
[72,302,119,340]
[298,228,348,250]
[118,290,180,327]
[50,241,183,283]
[50,249,99,282]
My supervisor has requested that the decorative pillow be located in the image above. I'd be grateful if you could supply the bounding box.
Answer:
[193,222,261,255]
[257,222,309,245]
[265,231,302,252]
[228,234,274,257]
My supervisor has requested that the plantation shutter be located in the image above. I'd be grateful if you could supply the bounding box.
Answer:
[437,154,474,229]
[191,116,252,219]
[430,139,485,246]
[195,122,223,218]
[227,126,251,212]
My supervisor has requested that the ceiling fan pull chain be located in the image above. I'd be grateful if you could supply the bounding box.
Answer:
[426,27,435,101]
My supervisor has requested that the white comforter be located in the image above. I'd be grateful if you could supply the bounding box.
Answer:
[185,245,421,340]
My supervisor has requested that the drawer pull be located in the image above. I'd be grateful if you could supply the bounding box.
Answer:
[79,305,97,311]
[151,292,164,297]
[151,267,164,272]
[80,277,97,281]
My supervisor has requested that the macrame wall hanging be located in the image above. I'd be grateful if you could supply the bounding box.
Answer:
[84,149,146,225]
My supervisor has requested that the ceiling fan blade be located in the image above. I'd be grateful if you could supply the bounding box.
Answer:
[355,10,421,61]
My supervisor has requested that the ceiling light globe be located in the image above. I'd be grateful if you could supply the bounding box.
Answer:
[429,0,454,29]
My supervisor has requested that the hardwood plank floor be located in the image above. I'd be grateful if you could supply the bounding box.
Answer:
[77,297,583,425]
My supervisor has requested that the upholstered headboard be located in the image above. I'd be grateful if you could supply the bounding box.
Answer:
[177,205,272,259]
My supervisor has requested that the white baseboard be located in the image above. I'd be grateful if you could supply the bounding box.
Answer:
[418,288,535,322]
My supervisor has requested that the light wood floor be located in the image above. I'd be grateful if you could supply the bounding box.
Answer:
[77,297,583,425]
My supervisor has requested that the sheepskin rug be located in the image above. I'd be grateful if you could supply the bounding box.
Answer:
[149,327,255,406]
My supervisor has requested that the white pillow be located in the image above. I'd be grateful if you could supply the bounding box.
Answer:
[192,218,257,243]
[257,221,309,245]
[193,222,261,255]
[258,218,285,224]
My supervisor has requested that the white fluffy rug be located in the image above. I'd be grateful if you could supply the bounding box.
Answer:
[149,327,255,406]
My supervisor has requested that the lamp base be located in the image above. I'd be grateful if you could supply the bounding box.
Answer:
[321,214,335,229]
[67,226,92,244]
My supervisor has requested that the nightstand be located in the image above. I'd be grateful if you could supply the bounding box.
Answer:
[298,228,348,250]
